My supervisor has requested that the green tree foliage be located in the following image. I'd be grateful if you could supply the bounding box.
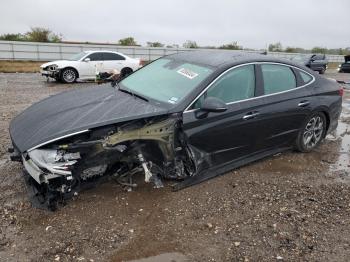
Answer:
[25,27,62,42]
[284,47,306,53]
[311,46,327,54]
[147,41,164,47]
[0,33,26,41]
[183,40,198,49]
[218,41,242,50]
[268,42,283,52]
[118,37,137,46]
[0,28,62,42]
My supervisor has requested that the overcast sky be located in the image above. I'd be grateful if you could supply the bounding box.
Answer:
[0,0,349,49]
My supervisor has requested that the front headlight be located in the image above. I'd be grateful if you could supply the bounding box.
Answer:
[47,64,59,71]
[28,149,80,176]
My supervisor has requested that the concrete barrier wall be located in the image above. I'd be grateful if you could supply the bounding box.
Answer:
[0,40,345,63]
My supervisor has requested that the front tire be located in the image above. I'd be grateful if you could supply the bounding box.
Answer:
[60,68,78,83]
[319,66,326,74]
[295,112,327,152]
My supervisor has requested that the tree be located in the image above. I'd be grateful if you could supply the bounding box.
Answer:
[0,33,26,41]
[183,40,198,49]
[218,42,242,50]
[26,27,62,42]
[147,41,164,47]
[118,37,137,46]
[311,46,327,54]
[268,42,283,52]
[285,47,305,53]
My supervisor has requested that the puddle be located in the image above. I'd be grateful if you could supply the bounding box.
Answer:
[328,121,350,182]
[127,252,188,262]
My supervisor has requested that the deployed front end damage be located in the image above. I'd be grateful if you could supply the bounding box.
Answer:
[12,115,196,210]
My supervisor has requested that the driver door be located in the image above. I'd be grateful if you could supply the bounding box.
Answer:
[182,64,265,170]
[79,52,104,79]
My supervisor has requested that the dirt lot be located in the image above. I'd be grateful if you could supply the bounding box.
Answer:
[0,71,349,262]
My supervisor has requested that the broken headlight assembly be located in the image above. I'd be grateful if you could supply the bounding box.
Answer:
[26,149,80,182]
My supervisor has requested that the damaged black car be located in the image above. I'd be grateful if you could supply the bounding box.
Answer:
[9,51,343,210]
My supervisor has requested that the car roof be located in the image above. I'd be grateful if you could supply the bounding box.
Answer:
[167,50,290,68]
[165,50,302,69]
[85,50,120,54]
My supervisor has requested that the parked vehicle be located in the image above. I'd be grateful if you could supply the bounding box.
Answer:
[291,54,328,74]
[338,55,350,73]
[9,51,343,210]
[40,51,142,83]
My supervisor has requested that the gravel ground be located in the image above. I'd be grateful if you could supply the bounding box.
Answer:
[0,71,349,262]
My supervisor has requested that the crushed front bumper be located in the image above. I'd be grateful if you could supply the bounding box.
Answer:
[41,69,59,79]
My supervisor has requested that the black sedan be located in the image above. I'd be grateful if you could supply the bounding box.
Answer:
[9,51,343,210]
[338,55,350,73]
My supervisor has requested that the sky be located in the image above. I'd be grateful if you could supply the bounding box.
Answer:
[0,0,349,49]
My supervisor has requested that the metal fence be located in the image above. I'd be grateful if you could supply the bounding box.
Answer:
[0,40,345,63]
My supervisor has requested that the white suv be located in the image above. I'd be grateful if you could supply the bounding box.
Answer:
[40,50,142,83]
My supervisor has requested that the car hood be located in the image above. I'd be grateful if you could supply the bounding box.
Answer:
[40,60,73,69]
[9,85,168,152]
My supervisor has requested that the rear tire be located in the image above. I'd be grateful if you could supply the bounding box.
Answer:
[295,112,327,152]
[120,67,133,79]
[60,68,78,83]
[319,67,326,74]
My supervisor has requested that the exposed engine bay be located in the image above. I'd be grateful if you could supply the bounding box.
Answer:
[16,115,197,210]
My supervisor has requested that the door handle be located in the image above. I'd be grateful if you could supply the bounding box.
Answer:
[298,100,310,107]
[243,111,260,120]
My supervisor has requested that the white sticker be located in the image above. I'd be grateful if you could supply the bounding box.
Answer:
[168,97,178,104]
[177,68,199,79]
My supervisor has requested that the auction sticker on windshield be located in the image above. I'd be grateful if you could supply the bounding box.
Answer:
[177,68,199,79]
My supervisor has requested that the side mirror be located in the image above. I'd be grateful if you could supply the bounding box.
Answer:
[84,58,91,62]
[200,97,227,113]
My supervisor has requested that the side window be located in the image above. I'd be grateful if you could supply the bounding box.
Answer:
[193,65,255,109]
[87,52,103,61]
[313,54,325,60]
[299,71,313,84]
[102,52,125,61]
[261,64,296,95]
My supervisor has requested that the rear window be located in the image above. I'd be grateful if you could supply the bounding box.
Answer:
[261,64,296,95]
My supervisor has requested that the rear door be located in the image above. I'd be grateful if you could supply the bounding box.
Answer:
[253,63,314,150]
[102,52,126,72]
[183,64,266,170]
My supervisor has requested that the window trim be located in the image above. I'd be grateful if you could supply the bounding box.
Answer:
[184,62,315,113]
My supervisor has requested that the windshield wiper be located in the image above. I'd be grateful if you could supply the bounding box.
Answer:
[118,88,149,102]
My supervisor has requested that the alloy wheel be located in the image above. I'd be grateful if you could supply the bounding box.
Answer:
[62,69,76,83]
[303,116,324,149]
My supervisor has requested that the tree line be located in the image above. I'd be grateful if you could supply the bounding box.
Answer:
[1,28,349,55]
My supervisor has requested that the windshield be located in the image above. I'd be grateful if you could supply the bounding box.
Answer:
[68,51,87,61]
[120,58,213,104]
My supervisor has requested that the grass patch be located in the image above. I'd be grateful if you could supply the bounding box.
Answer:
[0,60,45,73]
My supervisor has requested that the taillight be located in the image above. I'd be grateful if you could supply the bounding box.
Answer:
[139,60,146,66]
[339,87,344,96]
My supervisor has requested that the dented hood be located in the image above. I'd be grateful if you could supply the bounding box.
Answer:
[9,85,168,152]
